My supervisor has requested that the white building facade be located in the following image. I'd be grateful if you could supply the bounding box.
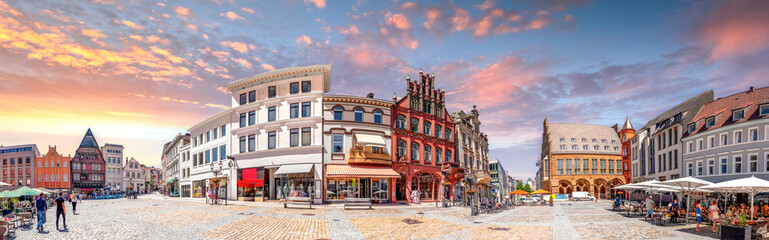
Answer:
[179,143,192,197]
[101,143,123,191]
[225,64,329,204]
[683,87,769,182]
[161,133,189,196]
[189,109,233,200]
[123,157,144,192]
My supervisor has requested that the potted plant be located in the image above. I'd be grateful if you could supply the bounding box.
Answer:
[721,212,751,240]
[465,189,477,195]
[441,182,452,187]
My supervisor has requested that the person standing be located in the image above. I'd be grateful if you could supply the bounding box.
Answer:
[35,193,47,232]
[670,199,679,223]
[55,193,67,229]
[694,200,702,232]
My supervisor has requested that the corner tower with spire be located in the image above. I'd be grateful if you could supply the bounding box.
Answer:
[619,116,635,185]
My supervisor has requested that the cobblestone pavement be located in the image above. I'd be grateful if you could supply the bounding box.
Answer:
[12,194,719,240]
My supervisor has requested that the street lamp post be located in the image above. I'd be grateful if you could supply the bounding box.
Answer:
[467,177,478,216]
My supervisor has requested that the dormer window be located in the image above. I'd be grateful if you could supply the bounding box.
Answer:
[688,123,696,133]
[611,140,617,144]
[571,138,577,143]
[582,138,587,143]
[706,117,716,128]
[560,138,565,143]
[560,145,566,150]
[572,145,578,150]
[760,104,769,116]
[602,139,607,144]
[592,139,597,143]
[733,109,745,121]
[594,145,599,150]
[583,145,589,150]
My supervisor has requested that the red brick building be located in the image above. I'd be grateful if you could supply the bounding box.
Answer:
[391,70,459,203]
[35,146,71,190]
[71,128,106,193]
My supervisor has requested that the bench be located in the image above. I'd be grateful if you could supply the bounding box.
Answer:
[344,198,372,210]
[284,197,312,209]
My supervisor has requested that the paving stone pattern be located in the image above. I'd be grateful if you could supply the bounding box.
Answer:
[12,194,720,239]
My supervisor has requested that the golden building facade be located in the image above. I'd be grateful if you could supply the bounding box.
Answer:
[538,118,625,199]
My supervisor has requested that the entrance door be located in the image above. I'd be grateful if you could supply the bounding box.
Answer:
[274,178,281,200]
[360,178,371,198]
[396,178,404,201]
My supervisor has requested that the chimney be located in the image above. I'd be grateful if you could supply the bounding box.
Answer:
[749,86,755,93]
[393,92,397,103]
[366,93,374,98]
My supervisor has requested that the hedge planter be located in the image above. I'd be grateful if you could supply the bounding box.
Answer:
[721,225,751,240]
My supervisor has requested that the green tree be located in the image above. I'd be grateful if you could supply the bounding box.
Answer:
[516,182,524,191]
[523,184,532,193]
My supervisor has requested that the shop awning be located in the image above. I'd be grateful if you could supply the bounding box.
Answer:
[326,165,401,178]
[160,177,177,186]
[273,164,314,175]
[354,133,386,146]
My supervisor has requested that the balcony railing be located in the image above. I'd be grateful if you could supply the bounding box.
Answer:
[348,146,391,165]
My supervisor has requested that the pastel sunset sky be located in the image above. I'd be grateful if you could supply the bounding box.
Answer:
[0,0,767,180]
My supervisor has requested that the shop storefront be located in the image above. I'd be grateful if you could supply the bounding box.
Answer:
[181,184,191,197]
[273,164,315,199]
[192,180,206,198]
[325,164,400,203]
[209,176,227,200]
[237,167,266,202]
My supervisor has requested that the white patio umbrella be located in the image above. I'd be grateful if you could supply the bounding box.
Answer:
[634,180,679,204]
[0,182,10,187]
[659,177,713,222]
[701,175,769,219]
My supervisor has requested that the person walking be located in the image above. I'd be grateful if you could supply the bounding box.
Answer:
[55,193,67,230]
[709,200,720,232]
[645,196,655,221]
[70,192,78,214]
[35,193,47,232]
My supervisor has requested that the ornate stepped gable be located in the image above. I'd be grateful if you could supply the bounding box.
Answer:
[72,128,106,189]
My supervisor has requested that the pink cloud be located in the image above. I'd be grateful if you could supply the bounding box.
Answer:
[241,8,255,14]
[305,0,326,8]
[295,35,312,46]
[175,6,190,16]
[220,41,252,53]
[232,57,252,69]
[224,11,244,20]
[121,19,143,29]
[261,63,275,71]
[401,2,418,9]
[696,0,769,60]
[385,12,412,30]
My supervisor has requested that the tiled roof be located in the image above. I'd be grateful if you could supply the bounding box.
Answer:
[548,122,621,155]
[686,86,769,137]
[639,90,714,132]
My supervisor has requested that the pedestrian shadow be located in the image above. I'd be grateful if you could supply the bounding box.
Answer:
[57,228,69,232]
[672,225,719,238]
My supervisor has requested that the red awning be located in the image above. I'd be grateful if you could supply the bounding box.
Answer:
[237,179,263,187]
[326,165,401,178]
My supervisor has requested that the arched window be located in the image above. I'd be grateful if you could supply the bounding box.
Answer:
[423,121,431,135]
[582,138,587,143]
[410,118,419,132]
[561,145,566,150]
[571,138,577,143]
[411,142,420,160]
[396,115,406,129]
[397,140,406,159]
[583,145,589,150]
[373,110,383,124]
[435,148,442,163]
[445,150,452,163]
[560,138,565,143]
[594,145,599,150]
[435,125,442,138]
[424,145,432,162]
[572,145,578,150]
[333,107,343,120]
[354,108,363,122]
[604,146,610,151]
